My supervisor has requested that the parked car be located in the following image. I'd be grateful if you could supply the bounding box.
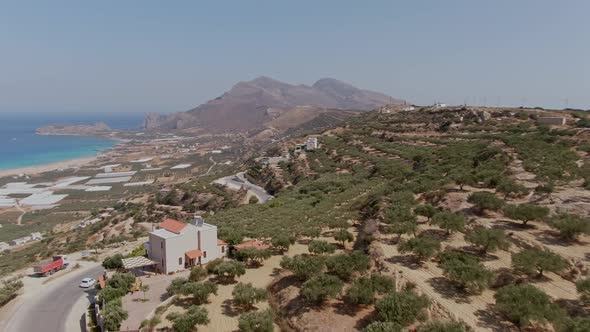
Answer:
[79,278,96,288]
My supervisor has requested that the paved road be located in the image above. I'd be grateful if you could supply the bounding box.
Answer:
[214,172,274,203]
[4,265,103,332]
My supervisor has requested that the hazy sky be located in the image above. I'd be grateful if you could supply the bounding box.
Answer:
[0,0,588,114]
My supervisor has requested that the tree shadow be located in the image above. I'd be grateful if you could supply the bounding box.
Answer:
[297,238,311,246]
[474,304,516,332]
[268,274,301,294]
[221,299,243,317]
[536,229,579,247]
[332,300,363,317]
[427,277,471,304]
[459,245,500,262]
[172,296,196,309]
[211,276,239,285]
[420,229,450,241]
[555,298,590,318]
[386,255,423,270]
[354,309,379,331]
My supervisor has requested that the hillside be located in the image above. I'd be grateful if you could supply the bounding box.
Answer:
[143,76,403,134]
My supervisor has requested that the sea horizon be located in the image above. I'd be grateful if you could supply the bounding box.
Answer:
[0,112,144,171]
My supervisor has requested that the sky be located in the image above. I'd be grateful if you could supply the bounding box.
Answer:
[0,0,588,114]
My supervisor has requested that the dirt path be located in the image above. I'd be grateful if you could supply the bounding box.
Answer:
[15,203,25,225]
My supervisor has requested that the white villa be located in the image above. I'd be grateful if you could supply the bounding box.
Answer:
[306,137,319,151]
[145,216,227,274]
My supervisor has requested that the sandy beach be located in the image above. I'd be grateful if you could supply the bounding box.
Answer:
[0,156,98,178]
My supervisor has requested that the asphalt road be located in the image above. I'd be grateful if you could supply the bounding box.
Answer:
[4,265,103,332]
[214,172,274,203]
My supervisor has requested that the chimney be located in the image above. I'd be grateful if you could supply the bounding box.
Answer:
[192,215,204,227]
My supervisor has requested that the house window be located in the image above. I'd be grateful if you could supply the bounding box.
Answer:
[221,246,225,253]
[160,241,163,249]
[179,257,182,265]
[203,251,207,258]
[162,258,164,266]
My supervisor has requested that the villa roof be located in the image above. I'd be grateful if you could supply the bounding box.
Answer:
[185,249,202,259]
[234,239,270,250]
[159,218,187,234]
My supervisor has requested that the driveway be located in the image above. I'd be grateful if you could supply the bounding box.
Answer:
[213,172,274,203]
[1,264,103,332]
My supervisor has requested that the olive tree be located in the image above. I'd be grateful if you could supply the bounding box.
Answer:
[167,305,209,332]
[301,274,343,303]
[503,204,549,226]
[496,180,528,199]
[432,211,465,234]
[511,248,567,277]
[438,251,493,293]
[375,290,430,327]
[212,261,246,282]
[398,235,441,262]
[416,320,471,332]
[334,228,354,247]
[236,248,272,266]
[467,192,504,214]
[102,301,128,332]
[414,204,437,222]
[180,281,218,304]
[465,227,510,254]
[576,277,590,303]
[232,282,267,309]
[280,255,324,281]
[189,266,208,282]
[494,284,563,328]
[346,274,395,305]
[271,235,295,253]
[325,251,370,281]
[308,240,336,255]
[549,213,590,241]
[238,308,274,332]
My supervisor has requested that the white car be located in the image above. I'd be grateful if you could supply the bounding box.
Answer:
[79,278,96,288]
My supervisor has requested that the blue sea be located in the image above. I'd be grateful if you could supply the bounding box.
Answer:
[0,112,144,170]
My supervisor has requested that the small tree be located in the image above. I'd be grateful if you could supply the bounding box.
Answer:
[302,227,322,239]
[140,317,161,332]
[576,277,590,303]
[140,284,150,302]
[334,228,354,247]
[465,226,510,254]
[271,235,295,253]
[308,240,336,255]
[387,221,418,240]
[346,274,395,305]
[102,301,128,331]
[375,290,430,327]
[467,192,504,214]
[512,248,567,277]
[205,258,224,274]
[414,204,437,222]
[496,180,528,199]
[102,254,124,270]
[503,204,549,226]
[301,274,343,303]
[451,170,477,191]
[549,213,590,241]
[280,255,324,281]
[238,308,274,332]
[212,261,246,282]
[364,322,403,332]
[189,266,208,282]
[416,320,471,332]
[432,211,465,234]
[232,282,267,309]
[438,251,493,294]
[168,305,209,332]
[181,281,218,304]
[398,235,441,262]
[325,251,370,281]
[167,277,188,295]
[236,248,272,266]
[494,284,563,328]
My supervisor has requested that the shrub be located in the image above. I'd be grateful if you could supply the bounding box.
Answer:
[387,221,418,240]
[301,274,343,303]
[271,235,295,252]
[232,282,267,309]
[334,228,354,246]
[189,266,208,282]
[503,204,549,226]
[438,251,493,294]
[496,180,528,199]
[102,300,128,332]
[414,204,437,221]
[105,272,135,294]
[346,274,395,305]
[398,235,440,261]
[325,251,370,281]
[168,305,209,332]
[512,248,567,277]
[416,320,471,332]
[432,211,465,234]
[212,261,246,282]
[364,321,403,332]
[102,254,124,269]
[549,213,590,241]
[236,248,272,266]
[280,255,324,281]
[467,192,504,214]
[180,281,218,304]
[464,227,510,254]
[308,240,336,255]
[167,277,188,295]
[576,277,590,303]
[206,258,224,274]
[375,290,430,326]
[0,278,23,307]
[238,308,274,332]
[494,284,563,328]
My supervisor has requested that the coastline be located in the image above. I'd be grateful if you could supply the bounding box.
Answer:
[0,155,99,178]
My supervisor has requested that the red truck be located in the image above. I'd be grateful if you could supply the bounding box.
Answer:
[33,255,67,276]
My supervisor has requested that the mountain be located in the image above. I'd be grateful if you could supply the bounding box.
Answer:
[144,76,404,133]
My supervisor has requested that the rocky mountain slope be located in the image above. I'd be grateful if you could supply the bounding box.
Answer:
[144,76,404,133]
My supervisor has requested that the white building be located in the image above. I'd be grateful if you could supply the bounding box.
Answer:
[0,242,9,252]
[305,137,319,151]
[30,232,43,241]
[11,236,32,246]
[145,216,227,274]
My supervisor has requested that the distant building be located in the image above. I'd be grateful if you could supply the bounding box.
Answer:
[433,103,447,108]
[145,216,226,274]
[306,137,319,151]
[537,117,566,126]
[30,232,43,241]
[11,236,32,246]
[0,242,9,252]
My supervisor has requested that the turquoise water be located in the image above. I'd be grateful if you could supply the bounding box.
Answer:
[0,113,143,170]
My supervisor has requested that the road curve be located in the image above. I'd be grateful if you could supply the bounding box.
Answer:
[4,265,103,332]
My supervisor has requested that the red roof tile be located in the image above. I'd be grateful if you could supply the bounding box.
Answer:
[234,239,270,250]
[159,218,187,234]
[185,249,202,259]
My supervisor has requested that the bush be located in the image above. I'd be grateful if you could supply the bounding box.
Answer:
[180,281,218,304]
[496,180,528,199]
[398,235,440,262]
[576,277,590,303]
[271,235,295,252]
[236,248,272,266]
[549,213,590,241]
[375,290,430,326]
[494,284,563,328]
[432,211,465,234]
[102,254,124,269]
[280,255,324,281]
[467,192,504,214]
[308,240,336,255]
[238,308,274,332]
[346,274,395,305]
[169,305,209,332]
[325,251,370,281]
[301,274,343,303]
[416,320,471,332]
[106,272,135,292]
[512,248,567,277]
[334,228,354,246]
[167,277,188,295]
[364,321,403,332]
[232,282,267,309]
[503,204,549,226]
[212,261,246,282]
[414,204,437,221]
[438,251,493,293]
[464,227,510,254]
[0,278,23,307]
[189,266,208,282]
[206,258,224,274]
